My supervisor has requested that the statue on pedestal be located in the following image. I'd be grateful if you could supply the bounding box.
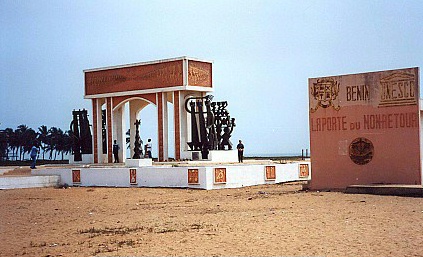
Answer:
[132,119,143,159]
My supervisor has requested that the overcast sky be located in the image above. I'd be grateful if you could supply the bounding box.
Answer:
[1,0,422,156]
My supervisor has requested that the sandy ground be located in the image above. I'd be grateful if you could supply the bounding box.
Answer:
[1,183,423,257]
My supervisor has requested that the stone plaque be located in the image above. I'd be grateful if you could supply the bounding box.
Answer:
[265,166,276,180]
[349,137,374,165]
[188,169,199,184]
[72,169,81,184]
[299,164,309,178]
[129,169,137,185]
[214,168,227,184]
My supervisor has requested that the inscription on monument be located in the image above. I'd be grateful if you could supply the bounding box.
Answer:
[379,72,417,107]
[346,85,370,102]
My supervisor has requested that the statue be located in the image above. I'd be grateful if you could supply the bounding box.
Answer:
[101,110,107,154]
[132,119,143,159]
[185,95,236,158]
[70,109,93,162]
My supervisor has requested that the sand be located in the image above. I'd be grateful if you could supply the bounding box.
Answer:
[1,183,423,256]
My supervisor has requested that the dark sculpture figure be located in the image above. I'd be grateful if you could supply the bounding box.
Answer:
[132,119,143,159]
[187,100,200,151]
[185,95,236,159]
[70,109,93,162]
[101,110,107,154]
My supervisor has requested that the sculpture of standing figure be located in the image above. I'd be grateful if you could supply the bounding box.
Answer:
[132,119,143,159]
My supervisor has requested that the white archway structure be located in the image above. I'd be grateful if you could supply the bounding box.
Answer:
[84,57,213,163]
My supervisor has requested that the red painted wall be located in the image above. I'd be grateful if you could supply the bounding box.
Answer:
[309,67,421,189]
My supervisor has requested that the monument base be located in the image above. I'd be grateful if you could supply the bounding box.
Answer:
[181,150,238,162]
[69,154,93,164]
[125,158,153,167]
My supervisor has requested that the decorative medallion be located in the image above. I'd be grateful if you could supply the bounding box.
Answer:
[299,164,310,178]
[349,137,374,165]
[214,168,227,184]
[129,169,137,185]
[265,166,276,180]
[188,169,199,184]
[72,169,81,184]
[310,78,340,112]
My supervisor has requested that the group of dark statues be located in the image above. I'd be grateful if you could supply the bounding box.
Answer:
[185,95,236,159]
[69,95,238,162]
[70,109,93,162]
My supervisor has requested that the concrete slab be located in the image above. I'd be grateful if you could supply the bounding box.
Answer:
[0,175,60,190]
[345,184,423,197]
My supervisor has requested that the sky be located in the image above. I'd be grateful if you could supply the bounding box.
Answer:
[1,0,422,156]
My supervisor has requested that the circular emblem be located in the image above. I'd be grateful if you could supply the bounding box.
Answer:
[349,137,374,165]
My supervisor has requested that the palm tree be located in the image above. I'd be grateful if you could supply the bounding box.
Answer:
[38,125,49,160]
[54,128,65,160]
[56,130,72,160]
[47,127,59,160]
[15,125,29,160]
[3,128,15,160]
[5,128,18,160]
[23,128,37,159]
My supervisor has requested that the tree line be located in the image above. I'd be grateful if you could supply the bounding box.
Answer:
[0,125,72,161]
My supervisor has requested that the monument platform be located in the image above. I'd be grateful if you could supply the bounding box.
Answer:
[22,160,311,190]
[346,184,423,197]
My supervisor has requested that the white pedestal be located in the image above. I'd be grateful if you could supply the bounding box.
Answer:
[69,154,94,164]
[181,150,238,162]
[125,158,153,167]
[208,150,238,162]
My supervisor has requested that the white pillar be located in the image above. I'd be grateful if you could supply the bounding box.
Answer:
[121,103,128,161]
[112,106,124,163]
[129,101,137,158]
[181,92,190,151]
[96,98,105,163]
[162,92,169,160]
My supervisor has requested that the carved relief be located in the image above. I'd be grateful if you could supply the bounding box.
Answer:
[188,61,212,87]
[72,169,81,184]
[85,60,184,96]
[188,169,199,184]
[349,137,374,165]
[299,164,309,178]
[379,72,417,107]
[310,78,340,113]
[214,168,227,184]
[265,166,276,180]
[129,169,137,185]
[135,63,183,85]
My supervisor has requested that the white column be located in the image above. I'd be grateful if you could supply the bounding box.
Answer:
[181,92,190,151]
[112,106,124,163]
[162,92,169,160]
[121,103,128,161]
[96,98,104,163]
[129,101,137,158]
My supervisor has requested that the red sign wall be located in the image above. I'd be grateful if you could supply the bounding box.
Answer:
[309,67,421,189]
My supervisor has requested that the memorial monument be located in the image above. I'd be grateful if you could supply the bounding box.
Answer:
[84,57,222,163]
